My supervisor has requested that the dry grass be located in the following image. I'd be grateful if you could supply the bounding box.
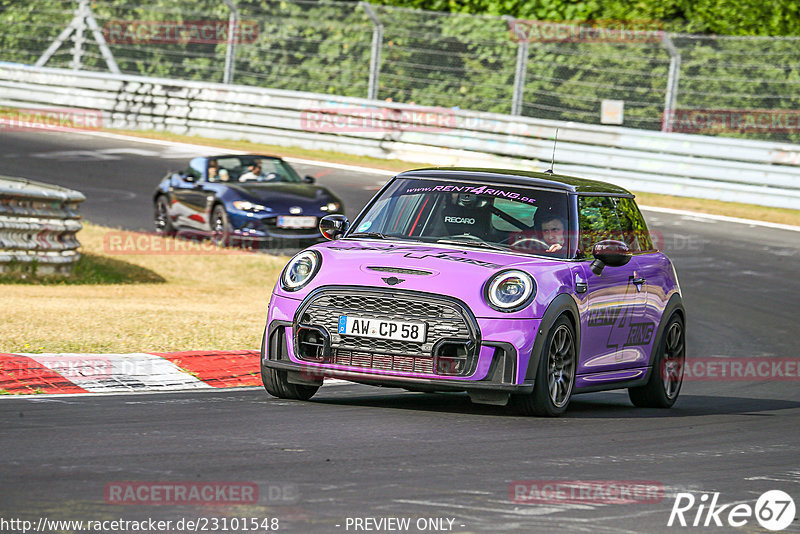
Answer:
[0,224,288,353]
[116,129,800,227]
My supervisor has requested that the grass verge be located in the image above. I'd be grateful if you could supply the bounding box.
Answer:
[111,128,800,227]
[0,223,287,353]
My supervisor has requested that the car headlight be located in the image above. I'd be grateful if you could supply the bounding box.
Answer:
[281,250,321,291]
[320,202,340,212]
[233,200,271,212]
[484,269,535,312]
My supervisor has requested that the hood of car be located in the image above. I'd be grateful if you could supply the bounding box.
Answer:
[229,183,336,210]
[284,239,575,319]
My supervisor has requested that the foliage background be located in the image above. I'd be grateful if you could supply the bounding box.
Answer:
[0,0,798,141]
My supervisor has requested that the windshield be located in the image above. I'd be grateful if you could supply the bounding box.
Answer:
[349,177,572,258]
[207,156,301,183]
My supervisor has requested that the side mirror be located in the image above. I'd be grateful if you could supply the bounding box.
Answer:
[319,214,350,240]
[304,175,315,184]
[590,240,631,275]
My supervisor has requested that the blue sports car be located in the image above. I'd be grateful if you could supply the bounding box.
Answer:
[153,154,344,245]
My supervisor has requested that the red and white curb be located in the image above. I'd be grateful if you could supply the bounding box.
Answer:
[0,351,270,395]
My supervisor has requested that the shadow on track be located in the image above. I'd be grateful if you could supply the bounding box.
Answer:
[311,386,800,419]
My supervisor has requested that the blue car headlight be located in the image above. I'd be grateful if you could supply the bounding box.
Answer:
[233,200,271,212]
[320,202,340,212]
[281,250,321,291]
[484,269,535,312]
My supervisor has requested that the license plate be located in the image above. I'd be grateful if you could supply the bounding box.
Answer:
[338,315,427,343]
[277,215,317,229]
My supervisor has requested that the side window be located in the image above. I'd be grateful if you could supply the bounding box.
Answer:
[616,198,654,252]
[578,196,623,255]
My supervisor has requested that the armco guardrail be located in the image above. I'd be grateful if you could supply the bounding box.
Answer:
[0,175,84,275]
[1,64,798,209]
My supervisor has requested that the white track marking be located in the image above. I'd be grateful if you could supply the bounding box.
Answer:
[639,205,800,232]
[21,353,212,392]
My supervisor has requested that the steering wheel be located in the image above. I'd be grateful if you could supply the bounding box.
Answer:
[510,237,550,250]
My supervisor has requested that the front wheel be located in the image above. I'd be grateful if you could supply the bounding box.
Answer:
[628,314,685,408]
[261,360,319,401]
[512,316,576,416]
[154,195,175,236]
[211,205,231,247]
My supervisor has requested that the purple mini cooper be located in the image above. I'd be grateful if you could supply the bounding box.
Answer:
[260,169,685,416]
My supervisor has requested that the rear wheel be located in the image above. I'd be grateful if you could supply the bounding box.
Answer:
[260,360,319,401]
[154,196,175,236]
[629,314,685,408]
[513,316,576,416]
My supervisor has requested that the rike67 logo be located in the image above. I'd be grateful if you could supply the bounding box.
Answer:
[668,490,796,531]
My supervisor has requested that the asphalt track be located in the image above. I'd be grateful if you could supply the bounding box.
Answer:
[1,130,799,533]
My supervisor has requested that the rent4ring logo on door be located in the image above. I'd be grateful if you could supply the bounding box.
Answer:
[668,490,796,531]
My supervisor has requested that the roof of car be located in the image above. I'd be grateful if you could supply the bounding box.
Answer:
[204,154,282,160]
[397,168,633,196]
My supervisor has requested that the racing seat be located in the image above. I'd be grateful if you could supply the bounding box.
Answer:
[438,194,492,240]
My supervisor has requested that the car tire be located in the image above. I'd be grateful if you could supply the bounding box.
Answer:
[211,204,231,247]
[628,314,685,408]
[154,195,176,236]
[260,362,320,401]
[513,315,576,417]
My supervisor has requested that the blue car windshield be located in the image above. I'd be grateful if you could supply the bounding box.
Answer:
[349,178,572,258]
[207,156,301,183]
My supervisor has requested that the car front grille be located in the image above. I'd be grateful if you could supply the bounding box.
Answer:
[332,349,434,374]
[295,288,478,376]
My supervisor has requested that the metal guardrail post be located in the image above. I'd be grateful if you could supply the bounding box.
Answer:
[360,2,383,100]
[70,0,88,71]
[512,40,529,116]
[0,176,85,276]
[661,33,682,133]
[35,0,120,74]
[505,16,529,116]
[223,0,239,84]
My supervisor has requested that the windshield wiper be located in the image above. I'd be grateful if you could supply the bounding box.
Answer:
[348,232,390,240]
[435,238,509,252]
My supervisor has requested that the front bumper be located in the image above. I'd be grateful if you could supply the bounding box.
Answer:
[229,211,328,240]
[264,287,542,393]
[262,357,533,394]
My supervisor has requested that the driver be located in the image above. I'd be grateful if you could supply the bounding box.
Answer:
[539,215,567,253]
[239,160,266,181]
[509,214,567,254]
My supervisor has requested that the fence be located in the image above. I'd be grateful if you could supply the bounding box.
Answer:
[0,175,84,275]
[0,64,797,210]
[1,1,800,142]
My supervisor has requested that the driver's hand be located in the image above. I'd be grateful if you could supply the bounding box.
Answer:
[547,243,562,253]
